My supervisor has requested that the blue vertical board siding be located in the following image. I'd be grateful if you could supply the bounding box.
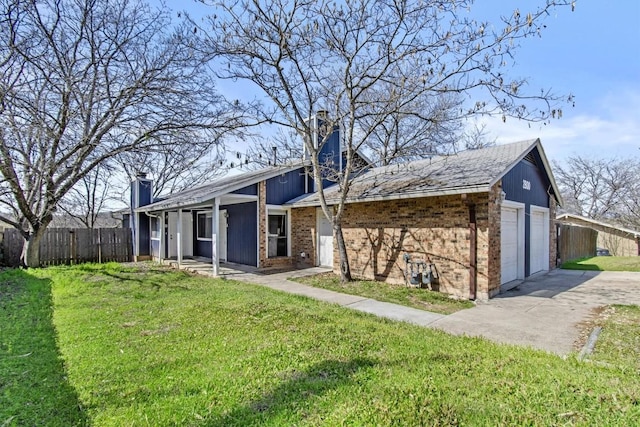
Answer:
[130,178,153,256]
[319,127,341,188]
[232,184,258,195]
[501,159,549,208]
[130,178,153,208]
[196,240,211,257]
[193,202,258,266]
[138,180,152,206]
[266,168,306,205]
[138,214,150,255]
[501,149,553,277]
[225,202,258,266]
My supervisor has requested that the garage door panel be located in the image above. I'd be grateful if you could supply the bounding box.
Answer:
[530,210,547,275]
[501,207,519,284]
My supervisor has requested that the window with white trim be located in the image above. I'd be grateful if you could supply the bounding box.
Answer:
[150,216,161,240]
[197,212,212,240]
[267,211,288,257]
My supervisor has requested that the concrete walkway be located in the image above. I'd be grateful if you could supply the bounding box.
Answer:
[172,260,445,326]
[172,260,640,356]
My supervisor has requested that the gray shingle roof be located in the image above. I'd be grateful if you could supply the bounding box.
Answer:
[136,163,305,212]
[287,139,553,206]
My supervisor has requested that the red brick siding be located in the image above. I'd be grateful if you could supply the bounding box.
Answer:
[335,193,491,300]
[291,207,317,268]
[487,183,502,298]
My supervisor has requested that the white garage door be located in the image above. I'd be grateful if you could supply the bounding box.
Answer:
[501,207,519,284]
[530,210,547,275]
[317,208,333,267]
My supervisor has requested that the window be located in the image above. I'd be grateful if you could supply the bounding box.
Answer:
[268,211,288,257]
[197,212,212,240]
[150,216,161,240]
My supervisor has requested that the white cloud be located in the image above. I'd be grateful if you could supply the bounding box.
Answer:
[477,89,640,163]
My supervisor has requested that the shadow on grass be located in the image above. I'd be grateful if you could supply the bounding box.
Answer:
[561,259,603,271]
[206,358,376,426]
[71,263,187,290]
[0,269,88,426]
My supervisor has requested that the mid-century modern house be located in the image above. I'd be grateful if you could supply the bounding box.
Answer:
[132,121,561,300]
[556,213,640,257]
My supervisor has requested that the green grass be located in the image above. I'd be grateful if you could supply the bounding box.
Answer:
[562,256,640,271]
[293,272,474,314]
[588,305,640,370]
[2,263,640,425]
[0,269,87,426]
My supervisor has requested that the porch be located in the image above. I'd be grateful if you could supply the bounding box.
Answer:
[162,256,331,282]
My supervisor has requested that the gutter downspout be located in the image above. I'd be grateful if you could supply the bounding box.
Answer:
[469,203,477,300]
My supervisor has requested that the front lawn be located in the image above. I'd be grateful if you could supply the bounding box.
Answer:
[293,272,474,314]
[2,263,640,425]
[587,305,640,370]
[562,256,640,271]
[0,269,87,426]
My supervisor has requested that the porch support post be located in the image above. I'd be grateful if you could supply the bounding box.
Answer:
[177,208,183,266]
[212,198,220,276]
[158,212,164,262]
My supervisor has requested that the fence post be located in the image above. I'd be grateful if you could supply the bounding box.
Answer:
[69,229,76,265]
[98,228,102,264]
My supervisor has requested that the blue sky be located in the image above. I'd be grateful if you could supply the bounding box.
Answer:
[166,0,640,164]
[471,1,640,163]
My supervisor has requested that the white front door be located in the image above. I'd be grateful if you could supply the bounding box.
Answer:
[219,210,228,262]
[529,207,549,275]
[168,212,193,258]
[501,207,520,284]
[317,208,333,267]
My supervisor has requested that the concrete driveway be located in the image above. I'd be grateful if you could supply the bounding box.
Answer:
[175,260,640,356]
[430,269,640,355]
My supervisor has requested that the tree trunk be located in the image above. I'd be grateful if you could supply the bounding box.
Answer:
[334,224,352,282]
[21,226,47,268]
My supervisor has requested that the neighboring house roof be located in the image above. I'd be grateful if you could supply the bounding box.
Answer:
[287,139,561,207]
[556,213,640,238]
[49,211,125,228]
[136,162,305,212]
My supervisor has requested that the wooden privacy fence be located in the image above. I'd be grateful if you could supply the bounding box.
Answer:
[557,224,597,264]
[0,227,132,267]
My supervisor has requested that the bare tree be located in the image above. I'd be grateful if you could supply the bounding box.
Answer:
[0,0,243,266]
[115,142,227,199]
[204,0,573,281]
[458,122,497,152]
[58,162,117,229]
[554,156,640,228]
[360,90,465,165]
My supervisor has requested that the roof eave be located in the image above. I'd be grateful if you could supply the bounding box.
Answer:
[135,163,305,213]
[557,213,640,237]
[287,184,489,207]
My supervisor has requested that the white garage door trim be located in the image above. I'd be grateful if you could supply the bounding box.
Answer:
[317,208,333,267]
[501,201,525,287]
[529,205,550,275]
